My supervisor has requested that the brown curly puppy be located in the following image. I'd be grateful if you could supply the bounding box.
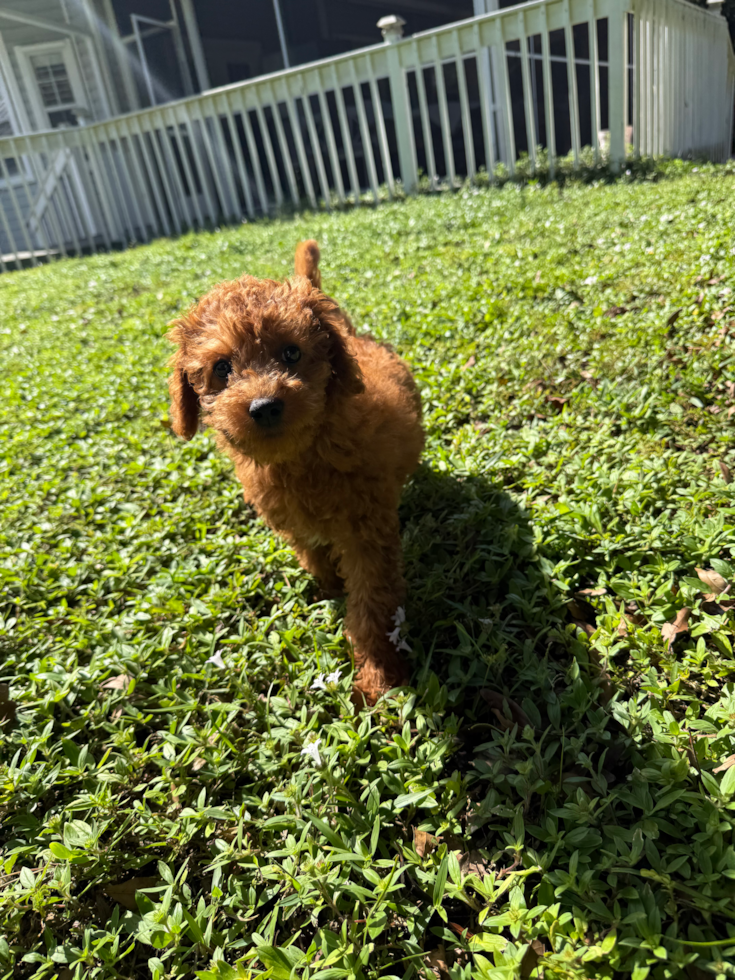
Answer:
[167,240,424,704]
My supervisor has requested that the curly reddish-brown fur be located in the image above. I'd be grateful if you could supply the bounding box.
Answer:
[294,239,321,289]
[167,241,424,705]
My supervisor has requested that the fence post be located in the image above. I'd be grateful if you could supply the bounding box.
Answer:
[378,15,418,194]
[608,2,627,171]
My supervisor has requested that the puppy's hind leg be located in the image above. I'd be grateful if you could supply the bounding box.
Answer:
[336,515,411,705]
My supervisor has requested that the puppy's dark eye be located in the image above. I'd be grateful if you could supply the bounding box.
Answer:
[282,345,301,365]
[213,359,232,380]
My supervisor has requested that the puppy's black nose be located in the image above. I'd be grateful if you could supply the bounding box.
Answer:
[249,397,284,428]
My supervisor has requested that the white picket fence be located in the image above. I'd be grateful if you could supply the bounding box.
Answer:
[0,0,731,269]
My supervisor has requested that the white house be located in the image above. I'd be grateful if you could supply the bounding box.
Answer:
[0,0,730,266]
[0,0,476,137]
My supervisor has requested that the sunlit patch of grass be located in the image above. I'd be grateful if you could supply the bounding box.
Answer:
[2,162,735,978]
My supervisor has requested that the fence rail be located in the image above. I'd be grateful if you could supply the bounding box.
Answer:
[0,0,732,268]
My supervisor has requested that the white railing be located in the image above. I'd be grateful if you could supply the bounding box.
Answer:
[0,0,731,268]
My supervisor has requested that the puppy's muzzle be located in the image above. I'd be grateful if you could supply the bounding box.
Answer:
[249,396,284,429]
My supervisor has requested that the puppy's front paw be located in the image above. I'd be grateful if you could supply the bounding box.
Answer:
[351,657,409,707]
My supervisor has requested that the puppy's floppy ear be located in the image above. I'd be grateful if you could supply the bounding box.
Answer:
[313,296,364,397]
[168,353,200,439]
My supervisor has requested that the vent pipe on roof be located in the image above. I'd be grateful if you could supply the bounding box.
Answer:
[377,14,405,44]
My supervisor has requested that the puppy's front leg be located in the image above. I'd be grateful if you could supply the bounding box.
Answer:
[337,514,410,705]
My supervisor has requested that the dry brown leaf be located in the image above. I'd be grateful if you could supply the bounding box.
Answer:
[703,598,735,614]
[101,674,132,691]
[218,825,240,842]
[567,598,596,621]
[459,849,491,879]
[568,594,596,636]
[572,618,596,637]
[604,305,628,318]
[0,684,16,725]
[105,876,160,911]
[545,394,568,413]
[666,309,682,330]
[414,829,437,858]
[661,608,691,651]
[480,690,534,730]
[425,945,450,979]
[461,355,476,371]
[695,567,728,595]
[521,939,547,978]
[575,587,607,597]
[628,614,646,625]
[191,757,206,772]
[719,461,732,484]
[714,754,735,773]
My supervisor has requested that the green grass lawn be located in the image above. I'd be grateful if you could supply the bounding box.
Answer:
[3,163,735,980]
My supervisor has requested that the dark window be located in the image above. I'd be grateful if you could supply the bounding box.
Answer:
[31,54,74,108]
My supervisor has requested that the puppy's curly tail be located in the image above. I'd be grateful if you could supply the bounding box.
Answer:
[294,239,321,290]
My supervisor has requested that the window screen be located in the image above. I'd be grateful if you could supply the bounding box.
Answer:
[0,95,11,137]
[30,52,75,108]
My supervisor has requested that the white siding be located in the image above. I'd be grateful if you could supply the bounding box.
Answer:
[0,0,110,128]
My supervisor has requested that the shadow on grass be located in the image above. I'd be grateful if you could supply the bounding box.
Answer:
[400,461,634,822]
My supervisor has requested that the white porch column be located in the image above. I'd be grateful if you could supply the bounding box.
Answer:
[178,0,211,92]
[608,4,626,170]
[474,0,507,166]
[378,15,417,194]
[99,0,139,111]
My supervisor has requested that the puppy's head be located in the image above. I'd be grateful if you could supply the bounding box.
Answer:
[167,275,363,464]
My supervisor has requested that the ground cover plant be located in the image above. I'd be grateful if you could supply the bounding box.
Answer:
[2,163,735,980]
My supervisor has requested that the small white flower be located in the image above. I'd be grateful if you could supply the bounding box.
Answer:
[325,669,341,685]
[388,607,411,651]
[205,651,225,669]
[392,606,406,627]
[583,275,597,286]
[301,739,322,766]
[311,674,327,690]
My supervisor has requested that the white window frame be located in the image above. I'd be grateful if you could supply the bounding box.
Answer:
[0,33,31,185]
[15,39,88,130]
